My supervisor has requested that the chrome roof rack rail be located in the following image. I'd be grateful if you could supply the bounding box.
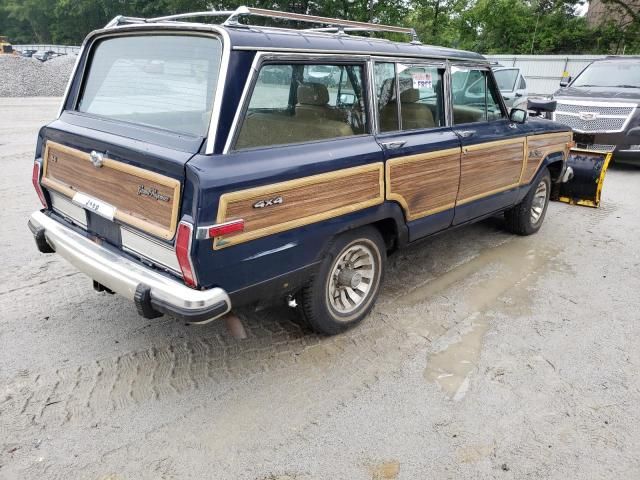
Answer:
[106,6,421,43]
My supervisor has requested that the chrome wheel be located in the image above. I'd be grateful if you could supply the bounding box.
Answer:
[530,180,548,225]
[327,241,378,316]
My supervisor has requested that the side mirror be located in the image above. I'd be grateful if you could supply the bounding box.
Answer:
[559,76,571,87]
[509,108,527,124]
[627,126,640,140]
[338,93,356,106]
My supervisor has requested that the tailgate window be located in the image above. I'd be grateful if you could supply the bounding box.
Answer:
[78,35,222,136]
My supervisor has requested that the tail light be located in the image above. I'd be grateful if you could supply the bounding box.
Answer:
[175,221,197,288]
[195,219,245,240]
[32,162,47,207]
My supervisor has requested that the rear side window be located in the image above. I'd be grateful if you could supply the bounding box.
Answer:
[451,67,505,124]
[375,61,445,132]
[234,63,367,150]
[78,35,222,137]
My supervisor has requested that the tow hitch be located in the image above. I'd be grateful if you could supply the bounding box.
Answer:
[553,149,612,208]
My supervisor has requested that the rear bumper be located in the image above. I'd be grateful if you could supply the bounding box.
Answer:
[28,211,231,322]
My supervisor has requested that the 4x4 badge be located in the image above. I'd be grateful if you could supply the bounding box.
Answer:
[253,196,284,209]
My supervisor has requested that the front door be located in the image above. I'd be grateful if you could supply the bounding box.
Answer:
[450,66,527,224]
[373,61,462,241]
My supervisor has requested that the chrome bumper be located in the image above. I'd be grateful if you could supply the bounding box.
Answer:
[28,211,231,322]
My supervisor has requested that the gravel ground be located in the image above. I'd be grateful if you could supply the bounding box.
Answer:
[1,97,640,479]
[0,55,76,97]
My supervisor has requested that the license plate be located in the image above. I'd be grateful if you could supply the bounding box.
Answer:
[72,192,116,221]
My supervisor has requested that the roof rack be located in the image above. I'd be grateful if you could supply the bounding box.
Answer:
[105,6,421,44]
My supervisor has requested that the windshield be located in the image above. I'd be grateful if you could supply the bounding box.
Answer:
[78,35,222,137]
[493,69,519,91]
[572,62,640,88]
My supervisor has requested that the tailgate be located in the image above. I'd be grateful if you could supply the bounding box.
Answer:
[42,140,181,240]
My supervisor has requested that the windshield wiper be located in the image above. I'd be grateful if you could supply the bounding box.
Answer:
[612,84,640,89]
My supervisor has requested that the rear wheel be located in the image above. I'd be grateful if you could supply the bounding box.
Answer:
[299,227,385,335]
[505,168,551,235]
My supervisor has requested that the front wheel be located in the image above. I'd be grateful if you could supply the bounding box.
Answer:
[299,226,385,335]
[504,168,551,235]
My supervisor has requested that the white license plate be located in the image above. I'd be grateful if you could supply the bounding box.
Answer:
[72,192,116,221]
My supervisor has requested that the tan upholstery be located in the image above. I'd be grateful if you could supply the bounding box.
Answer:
[235,112,353,150]
[453,105,485,124]
[380,103,399,131]
[400,88,435,130]
[297,83,330,105]
[295,83,344,122]
[380,88,435,131]
[400,88,420,103]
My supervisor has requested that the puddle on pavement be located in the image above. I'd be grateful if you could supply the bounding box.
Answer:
[369,460,400,479]
[423,315,489,401]
[396,239,563,309]
[418,239,567,400]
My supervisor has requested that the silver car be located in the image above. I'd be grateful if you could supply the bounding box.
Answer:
[493,67,528,111]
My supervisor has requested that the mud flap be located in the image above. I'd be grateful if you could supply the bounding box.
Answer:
[553,149,612,208]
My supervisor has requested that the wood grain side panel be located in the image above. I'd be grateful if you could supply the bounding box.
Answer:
[41,141,181,240]
[522,132,572,184]
[457,138,525,204]
[214,164,384,249]
[386,148,461,220]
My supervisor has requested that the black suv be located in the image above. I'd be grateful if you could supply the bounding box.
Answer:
[552,56,640,165]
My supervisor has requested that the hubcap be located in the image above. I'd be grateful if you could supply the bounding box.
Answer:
[530,180,548,225]
[327,243,377,315]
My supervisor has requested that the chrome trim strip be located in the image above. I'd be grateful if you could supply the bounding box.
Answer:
[29,211,231,314]
[222,52,263,154]
[232,46,487,63]
[553,99,637,108]
[205,26,232,154]
[367,58,378,134]
[222,51,376,154]
[57,44,85,118]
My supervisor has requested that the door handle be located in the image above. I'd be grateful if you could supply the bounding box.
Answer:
[380,140,406,150]
[457,130,475,138]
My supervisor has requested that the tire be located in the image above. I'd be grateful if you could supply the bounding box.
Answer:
[505,168,551,236]
[299,226,386,335]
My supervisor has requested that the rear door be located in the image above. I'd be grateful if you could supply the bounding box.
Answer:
[373,60,461,241]
[187,56,386,291]
[450,65,527,224]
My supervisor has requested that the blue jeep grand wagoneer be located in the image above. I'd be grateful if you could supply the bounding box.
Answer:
[28,7,573,334]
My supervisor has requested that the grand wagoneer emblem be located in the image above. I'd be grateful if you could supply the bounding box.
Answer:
[253,196,284,209]
[137,185,171,202]
[90,150,104,168]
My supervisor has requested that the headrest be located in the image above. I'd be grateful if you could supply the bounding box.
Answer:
[400,88,420,103]
[297,83,330,106]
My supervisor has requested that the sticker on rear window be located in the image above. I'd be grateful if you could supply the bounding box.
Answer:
[412,72,432,89]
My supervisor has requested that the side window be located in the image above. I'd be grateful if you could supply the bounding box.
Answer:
[397,64,444,130]
[234,63,367,150]
[451,67,504,125]
[519,76,527,90]
[374,62,398,132]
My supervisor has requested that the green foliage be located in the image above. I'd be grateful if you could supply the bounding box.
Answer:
[0,0,637,54]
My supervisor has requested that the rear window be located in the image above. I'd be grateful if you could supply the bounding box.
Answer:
[78,35,222,137]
